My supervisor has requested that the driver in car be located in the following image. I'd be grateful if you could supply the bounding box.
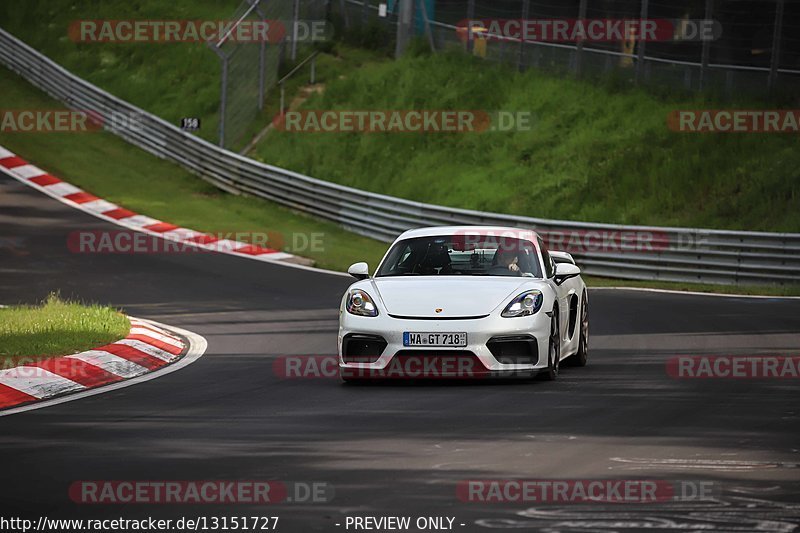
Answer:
[490,249,521,275]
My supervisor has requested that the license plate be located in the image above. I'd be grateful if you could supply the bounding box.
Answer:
[403,332,467,347]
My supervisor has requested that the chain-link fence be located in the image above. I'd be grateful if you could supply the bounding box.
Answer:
[210,0,328,149]
[333,0,800,98]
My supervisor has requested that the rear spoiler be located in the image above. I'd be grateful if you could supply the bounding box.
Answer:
[550,251,576,265]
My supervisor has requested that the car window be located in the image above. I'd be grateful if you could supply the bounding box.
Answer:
[538,236,554,278]
[377,235,543,278]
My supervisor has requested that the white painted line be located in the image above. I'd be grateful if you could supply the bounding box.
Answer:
[11,164,46,179]
[115,339,176,362]
[66,350,149,379]
[253,251,293,261]
[0,318,207,417]
[128,319,181,338]
[80,199,118,214]
[119,214,161,229]
[128,327,183,348]
[589,286,800,300]
[205,239,247,252]
[43,182,82,197]
[162,228,205,241]
[0,367,84,399]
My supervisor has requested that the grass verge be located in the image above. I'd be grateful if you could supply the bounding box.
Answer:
[0,294,130,360]
[253,47,800,232]
[584,277,800,297]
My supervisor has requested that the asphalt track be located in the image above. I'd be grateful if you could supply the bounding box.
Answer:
[1,170,799,532]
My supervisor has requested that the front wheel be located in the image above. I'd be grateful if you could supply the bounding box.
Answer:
[540,310,560,381]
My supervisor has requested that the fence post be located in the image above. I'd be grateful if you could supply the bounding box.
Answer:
[518,0,530,71]
[699,0,712,91]
[258,40,266,111]
[769,0,785,93]
[362,0,369,24]
[418,0,436,52]
[340,0,349,29]
[395,0,414,58]
[575,0,587,77]
[466,0,475,53]
[635,0,649,84]
[218,57,228,147]
[291,0,300,61]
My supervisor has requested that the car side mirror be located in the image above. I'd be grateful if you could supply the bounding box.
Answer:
[554,262,580,285]
[347,262,370,280]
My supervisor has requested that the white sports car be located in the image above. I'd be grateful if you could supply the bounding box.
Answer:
[338,226,589,381]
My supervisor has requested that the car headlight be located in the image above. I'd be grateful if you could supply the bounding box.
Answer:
[501,290,543,318]
[346,289,379,317]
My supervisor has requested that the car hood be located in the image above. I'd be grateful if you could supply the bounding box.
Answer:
[368,276,534,318]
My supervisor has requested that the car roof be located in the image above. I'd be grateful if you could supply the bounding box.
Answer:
[395,226,541,242]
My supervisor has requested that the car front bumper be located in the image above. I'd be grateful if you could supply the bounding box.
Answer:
[338,310,551,379]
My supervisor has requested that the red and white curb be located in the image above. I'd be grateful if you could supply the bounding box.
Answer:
[0,317,207,416]
[0,144,310,265]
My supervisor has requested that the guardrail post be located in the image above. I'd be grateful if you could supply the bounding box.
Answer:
[768,0,785,94]
[635,0,649,85]
[310,56,317,84]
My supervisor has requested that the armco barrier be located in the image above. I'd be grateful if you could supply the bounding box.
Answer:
[1,28,798,285]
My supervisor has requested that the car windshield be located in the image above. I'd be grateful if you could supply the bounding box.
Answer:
[376,235,542,278]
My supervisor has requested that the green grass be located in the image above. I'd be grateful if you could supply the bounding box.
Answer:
[252,48,800,233]
[0,294,130,360]
[584,277,800,297]
[0,68,388,271]
[0,0,240,144]
[5,2,797,233]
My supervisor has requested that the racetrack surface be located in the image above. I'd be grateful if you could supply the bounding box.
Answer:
[1,171,799,532]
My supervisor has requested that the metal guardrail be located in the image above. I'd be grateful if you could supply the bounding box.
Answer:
[1,27,799,285]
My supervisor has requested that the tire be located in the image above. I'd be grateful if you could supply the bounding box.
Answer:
[540,309,560,381]
[567,291,589,367]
